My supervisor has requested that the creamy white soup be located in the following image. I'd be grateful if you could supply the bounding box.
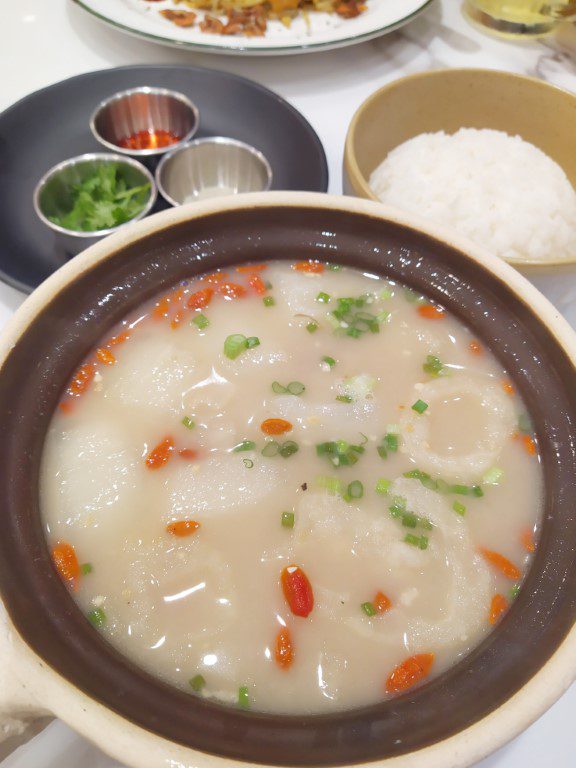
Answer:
[41,260,542,714]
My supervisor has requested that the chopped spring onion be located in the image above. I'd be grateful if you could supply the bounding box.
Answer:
[423,354,444,377]
[281,511,295,529]
[189,674,206,692]
[361,601,376,617]
[263,296,275,307]
[404,534,429,550]
[377,310,391,323]
[510,585,521,600]
[287,381,305,396]
[88,608,106,627]
[261,441,280,457]
[344,480,364,501]
[482,467,504,485]
[238,685,250,709]
[265,280,273,290]
[224,334,248,360]
[379,288,393,300]
[336,394,353,403]
[272,381,287,394]
[233,440,256,452]
[316,292,331,303]
[401,512,418,529]
[316,440,364,468]
[80,563,93,575]
[245,336,260,349]
[192,314,209,330]
[279,440,299,458]
[306,322,319,333]
[375,478,391,495]
[453,501,466,516]
[403,469,438,491]
[322,355,336,368]
[450,483,484,497]
[181,416,195,430]
[327,264,342,271]
[412,399,429,414]
[243,458,254,469]
[388,496,407,517]
[518,413,533,435]
[316,475,343,494]
[403,288,424,304]
[377,433,399,459]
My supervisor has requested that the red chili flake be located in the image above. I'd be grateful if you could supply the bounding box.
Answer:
[275,627,294,669]
[178,448,199,461]
[216,282,247,300]
[52,541,80,588]
[96,347,116,365]
[261,418,292,436]
[187,287,214,310]
[374,591,392,614]
[248,274,267,295]
[236,264,268,273]
[67,363,96,397]
[479,548,521,580]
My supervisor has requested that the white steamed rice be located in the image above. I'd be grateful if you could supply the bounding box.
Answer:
[369,128,576,263]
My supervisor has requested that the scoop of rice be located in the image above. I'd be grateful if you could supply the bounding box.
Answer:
[369,128,576,263]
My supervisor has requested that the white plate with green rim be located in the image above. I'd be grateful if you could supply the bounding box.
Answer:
[72,0,434,56]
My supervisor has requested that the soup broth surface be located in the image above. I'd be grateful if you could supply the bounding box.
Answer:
[41,260,542,714]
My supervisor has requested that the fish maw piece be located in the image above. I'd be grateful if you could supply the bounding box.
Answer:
[41,420,140,531]
[166,454,286,519]
[388,478,491,650]
[104,335,197,416]
[116,537,236,648]
[272,268,327,316]
[400,375,516,482]
[271,395,381,442]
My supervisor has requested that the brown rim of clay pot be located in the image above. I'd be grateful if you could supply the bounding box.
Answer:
[1,198,576,766]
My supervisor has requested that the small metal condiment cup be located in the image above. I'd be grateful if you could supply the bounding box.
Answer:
[155,137,273,207]
[90,87,200,158]
[33,153,157,255]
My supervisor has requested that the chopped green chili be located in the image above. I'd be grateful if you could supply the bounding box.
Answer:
[88,608,106,628]
[263,296,275,307]
[453,501,466,516]
[181,416,195,430]
[336,394,353,403]
[192,313,209,330]
[238,686,250,709]
[423,354,444,377]
[322,356,336,368]
[189,674,206,692]
[281,511,295,529]
[361,602,376,617]
[316,292,331,303]
[80,563,93,575]
[412,399,429,414]
[375,478,391,495]
[243,458,254,469]
[233,440,256,452]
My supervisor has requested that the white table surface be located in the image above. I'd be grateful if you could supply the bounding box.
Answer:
[2,1,576,765]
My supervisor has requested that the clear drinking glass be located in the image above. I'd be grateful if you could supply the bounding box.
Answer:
[463,0,576,37]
